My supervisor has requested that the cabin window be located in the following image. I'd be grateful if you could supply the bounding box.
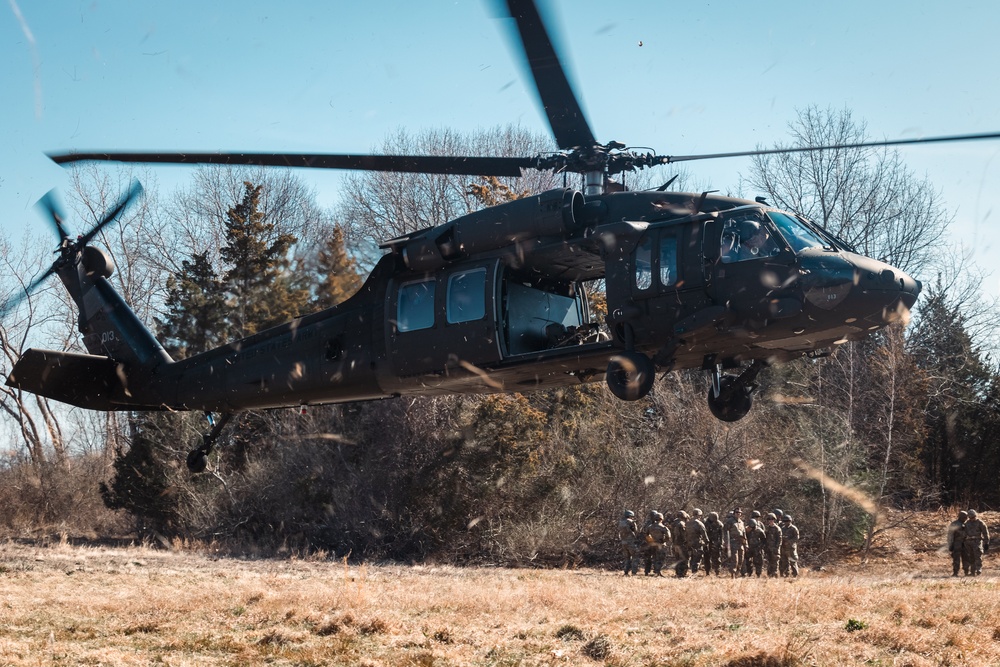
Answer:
[659,236,678,287]
[635,236,653,290]
[447,268,487,324]
[397,279,436,332]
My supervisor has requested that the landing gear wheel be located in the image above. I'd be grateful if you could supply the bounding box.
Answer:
[186,449,208,473]
[707,376,753,422]
[606,351,655,401]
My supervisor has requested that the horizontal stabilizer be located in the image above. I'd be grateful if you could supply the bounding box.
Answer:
[7,349,129,410]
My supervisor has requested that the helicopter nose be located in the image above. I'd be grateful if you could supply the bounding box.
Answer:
[847,256,921,322]
[798,254,920,325]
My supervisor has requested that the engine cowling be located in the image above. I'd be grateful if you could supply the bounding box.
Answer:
[397,188,584,271]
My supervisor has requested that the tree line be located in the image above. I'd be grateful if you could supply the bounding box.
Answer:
[0,115,997,564]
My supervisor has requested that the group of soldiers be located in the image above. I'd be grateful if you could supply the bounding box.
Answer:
[617,507,799,579]
[947,509,991,576]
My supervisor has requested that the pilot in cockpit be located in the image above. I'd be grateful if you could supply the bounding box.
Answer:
[722,218,777,263]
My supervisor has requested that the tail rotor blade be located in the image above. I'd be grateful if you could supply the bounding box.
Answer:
[2,181,143,321]
[77,180,144,247]
[37,190,71,240]
[0,266,57,319]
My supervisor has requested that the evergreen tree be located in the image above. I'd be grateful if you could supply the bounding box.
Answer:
[909,285,996,502]
[220,181,309,337]
[312,225,362,310]
[100,414,182,537]
[155,252,227,359]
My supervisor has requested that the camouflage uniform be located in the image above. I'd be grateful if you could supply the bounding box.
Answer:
[726,508,747,578]
[704,512,725,576]
[779,515,800,577]
[764,513,783,577]
[618,510,640,575]
[639,511,657,575]
[963,510,990,576]
[745,511,766,577]
[641,511,671,576]
[947,511,969,577]
[685,509,709,575]
[672,511,689,577]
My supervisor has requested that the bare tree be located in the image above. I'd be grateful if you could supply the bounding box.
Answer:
[0,232,73,468]
[66,165,166,323]
[163,165,332,273]
[338,125,561,253]
[744,106,951,275]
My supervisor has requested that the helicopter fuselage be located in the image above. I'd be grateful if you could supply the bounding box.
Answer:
[7,189,919,418]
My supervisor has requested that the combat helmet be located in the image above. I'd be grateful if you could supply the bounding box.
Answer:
[958,510,969,519]
[766,512,777,521]
[623,510,635,518]
[968,509,978,519]
[751,510,762,519]
[708,511,719,521]
[678,510,689,520]
[782,514,793,523]
[652,510,664,521]
[692,508,703,517]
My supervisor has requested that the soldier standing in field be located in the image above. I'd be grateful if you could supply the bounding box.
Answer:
[764,512,783,577]
[686,508,709,575]
[947,510,969,577]
[618,510,640,576]
[745,510,767,577]
[779,514,800,577]
[704,511,725,576]
[726,508,747,578]
[639,510,658,576]
[963,509,990,576]
[741,510,761,576]
[672,511,689,577]
[642,511,671,576]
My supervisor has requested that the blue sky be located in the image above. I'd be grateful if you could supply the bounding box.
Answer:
[3,0,999,295]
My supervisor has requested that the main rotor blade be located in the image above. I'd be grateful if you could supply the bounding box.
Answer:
[0,266,57,319]
[49,152,535,177]
[504,0,596,150]
[37,190,71,240]
[77,179,144,247]
[665,131,1000,164]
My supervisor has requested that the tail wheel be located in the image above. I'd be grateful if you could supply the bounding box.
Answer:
[606,351,655,401]
[707,376,753,421]
[186,450,208,473]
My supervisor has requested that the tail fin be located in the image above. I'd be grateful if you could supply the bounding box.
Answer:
[69,248,172,370]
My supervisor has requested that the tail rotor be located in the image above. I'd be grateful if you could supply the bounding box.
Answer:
[0,180,143,319]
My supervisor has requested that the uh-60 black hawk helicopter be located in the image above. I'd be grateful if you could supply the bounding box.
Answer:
[5,0,997,472]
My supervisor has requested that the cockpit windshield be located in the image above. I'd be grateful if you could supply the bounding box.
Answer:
[768,211,830,253]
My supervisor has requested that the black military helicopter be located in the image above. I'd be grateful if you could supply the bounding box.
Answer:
[4,0,996,472]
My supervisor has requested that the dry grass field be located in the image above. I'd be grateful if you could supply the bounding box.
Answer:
[0,511,998,666]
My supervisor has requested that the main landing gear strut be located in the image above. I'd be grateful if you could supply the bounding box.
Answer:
[186,412,236,473]
[707,360,767,422]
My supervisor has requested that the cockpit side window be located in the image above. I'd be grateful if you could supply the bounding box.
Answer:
[720,214,781,264]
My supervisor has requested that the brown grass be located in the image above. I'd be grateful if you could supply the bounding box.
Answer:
[0,510,996,665]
